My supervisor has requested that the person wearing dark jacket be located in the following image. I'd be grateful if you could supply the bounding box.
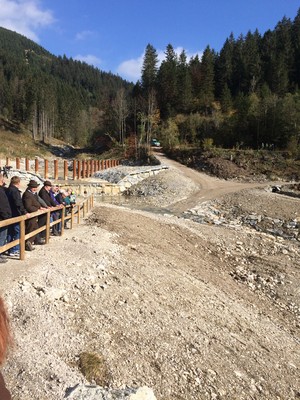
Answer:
[38,181,57,208]
[0,296,12,399]
[6,176,30,257]
[0,174,11,263]
[39,181,62,236]
[22,180,46,250]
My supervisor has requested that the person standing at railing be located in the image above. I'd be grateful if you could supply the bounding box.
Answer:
[0,174,12,264]
[22,180,47,251]
[52,185,65,230]
[39,181,63,236]
[6,176,30,258]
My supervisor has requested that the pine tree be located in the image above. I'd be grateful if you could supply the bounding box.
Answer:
[141,44,158,92]
[199,46,216,113]
[157,44,178,118]
[176,50,192,113]
[215,33,235,98]
[291,9,300,88]
[141,44,159,146]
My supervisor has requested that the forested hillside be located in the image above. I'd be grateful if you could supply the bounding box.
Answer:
[1,8,300,154]
[139,9,300,152]
[0,27,132,147]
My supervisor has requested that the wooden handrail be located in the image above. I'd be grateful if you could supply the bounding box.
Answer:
[0,194,94,260]
[3,157,120,181]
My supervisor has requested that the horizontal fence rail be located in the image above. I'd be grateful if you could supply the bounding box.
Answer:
[0,194,94,261]
[0,157,120,181]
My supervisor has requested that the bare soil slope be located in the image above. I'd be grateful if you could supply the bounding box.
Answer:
[0,154,299,400]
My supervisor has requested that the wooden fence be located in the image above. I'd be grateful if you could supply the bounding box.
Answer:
[1,157,120,180]
[0,195,94,261]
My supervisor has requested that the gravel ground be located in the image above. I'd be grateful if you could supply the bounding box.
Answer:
[0,158,300,400]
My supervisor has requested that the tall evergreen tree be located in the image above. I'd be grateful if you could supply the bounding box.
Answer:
[157,44,178,118]
[215,33,235,98]
[141,44,159,146]
[176,50,192,113]
[189,55,202,110]
[291,9,300,88]
[141,44,158,92]
[242,30,262,93]
[199,46,216,113]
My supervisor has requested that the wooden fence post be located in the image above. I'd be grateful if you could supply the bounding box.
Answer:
[73,160,77,180]
[77,160,81,179]
[54,160,58,180]
[45,211,50,244]
[25,158,29,171]
[61,209,65,235]
[44,159,49,179]
[77,204,81,224]
[64,160,68,180]
[90,160,94,176]
[6,157,9,166]
[20,219,26,260]
[16,157,20,169]
[71,206,74,228]
[35,158,39,175]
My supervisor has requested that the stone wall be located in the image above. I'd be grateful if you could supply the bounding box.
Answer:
[4,165,169,197]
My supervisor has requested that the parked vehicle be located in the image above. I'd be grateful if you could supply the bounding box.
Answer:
[151,138,160,147]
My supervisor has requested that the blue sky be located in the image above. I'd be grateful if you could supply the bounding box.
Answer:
[0,0,299,82]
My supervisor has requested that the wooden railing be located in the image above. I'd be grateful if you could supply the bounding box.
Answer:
[1,157,120,180]
[0,195,94,260]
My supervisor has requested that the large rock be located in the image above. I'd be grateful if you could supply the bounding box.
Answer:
[65,385,157,400]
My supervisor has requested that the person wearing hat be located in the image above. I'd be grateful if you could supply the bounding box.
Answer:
[39,180,62,236]
[6,176,30,258]
[22,180,47,250]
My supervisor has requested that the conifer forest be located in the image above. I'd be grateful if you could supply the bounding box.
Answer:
[0,9,300,153]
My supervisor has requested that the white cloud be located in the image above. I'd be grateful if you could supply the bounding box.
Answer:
[75,30,93,41]
[0,0,54,41]
[117,54,144,82]
[74,54,102,67]
[117,47,203,82]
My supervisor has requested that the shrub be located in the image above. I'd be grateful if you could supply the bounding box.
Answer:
[78,352,111,386]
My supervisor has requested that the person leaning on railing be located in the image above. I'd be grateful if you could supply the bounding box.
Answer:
[39,181,63,236]
[49,184,64,234]
[22,180,47,251]
[0,173,12,264]
[0,296,12,399]
[6,176,31,258]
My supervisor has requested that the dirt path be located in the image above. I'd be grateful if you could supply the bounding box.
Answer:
[154,152,271,213]
[1,155,300,400]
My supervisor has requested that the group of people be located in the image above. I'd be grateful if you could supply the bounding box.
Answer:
[0,174,76,262]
